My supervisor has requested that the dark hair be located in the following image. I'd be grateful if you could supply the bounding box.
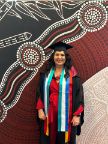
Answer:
[45,50,72,77]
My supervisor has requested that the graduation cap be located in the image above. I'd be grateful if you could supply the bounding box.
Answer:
[49,41,73,52]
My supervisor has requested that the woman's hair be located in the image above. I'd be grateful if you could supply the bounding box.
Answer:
[45,50,73,77]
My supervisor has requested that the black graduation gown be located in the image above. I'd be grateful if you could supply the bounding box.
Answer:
[36,72,84,144]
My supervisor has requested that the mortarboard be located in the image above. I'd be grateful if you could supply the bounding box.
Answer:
[48,41,73,52]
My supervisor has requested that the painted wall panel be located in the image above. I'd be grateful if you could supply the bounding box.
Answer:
[0,0,108,144]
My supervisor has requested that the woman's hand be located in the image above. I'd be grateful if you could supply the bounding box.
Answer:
[38,109,46,120]
[71,116,80,126]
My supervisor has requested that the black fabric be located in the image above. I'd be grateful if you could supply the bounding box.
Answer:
[38,121,77,144]
[69,126,77,144]
[72,76,84,135]
[39,121,50,144]
[48,41,73,52]
[36,71,84,143]
[56,132,65,144]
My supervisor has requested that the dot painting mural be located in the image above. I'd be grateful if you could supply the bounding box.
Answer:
[0,0,108,144]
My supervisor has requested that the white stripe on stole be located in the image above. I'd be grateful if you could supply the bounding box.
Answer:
[44,77,48,115]
[44,69,54,115]
[61,76,66,131]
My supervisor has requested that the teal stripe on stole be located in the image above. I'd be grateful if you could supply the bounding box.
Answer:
[46,68,54,114]
[58,68,64,131]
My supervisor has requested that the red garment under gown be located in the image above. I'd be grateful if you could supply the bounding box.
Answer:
[36,76,83,144]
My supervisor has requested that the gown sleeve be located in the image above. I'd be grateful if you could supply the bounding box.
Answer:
[36,98,44,109]
[73,105,84,116]
[36,73,44,110]
[73,76,84,135]
[73,76,84,114]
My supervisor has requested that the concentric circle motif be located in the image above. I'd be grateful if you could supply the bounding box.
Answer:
[0,100,7,123]
[17,42,45,70]
[78,1,107,32]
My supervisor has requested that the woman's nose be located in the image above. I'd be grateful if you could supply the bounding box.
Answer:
[58,55,62,58]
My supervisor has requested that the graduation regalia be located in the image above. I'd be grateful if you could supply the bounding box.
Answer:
[36,66,84,144]
[36,41,84,144]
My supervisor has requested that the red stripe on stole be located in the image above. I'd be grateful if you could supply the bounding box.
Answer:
[68,70,73,141]
[44,116,49,136]
[44,118,47,134]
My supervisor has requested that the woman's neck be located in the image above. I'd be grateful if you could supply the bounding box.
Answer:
[54,66,63,77]
[55,65,63,71]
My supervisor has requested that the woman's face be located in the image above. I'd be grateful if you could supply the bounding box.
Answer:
[54,51,66,67]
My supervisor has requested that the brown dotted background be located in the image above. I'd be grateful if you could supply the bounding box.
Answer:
[0,20,107,144]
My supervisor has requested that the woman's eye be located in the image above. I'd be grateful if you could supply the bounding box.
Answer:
[55,54,59,56]
[55,53,65,56]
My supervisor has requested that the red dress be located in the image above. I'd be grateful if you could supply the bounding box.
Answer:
[36,76,83,143]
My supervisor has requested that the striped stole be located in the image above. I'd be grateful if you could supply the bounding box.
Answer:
[44,68,73,142]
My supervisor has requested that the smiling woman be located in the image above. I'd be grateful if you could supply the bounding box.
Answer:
[36,41,84,144]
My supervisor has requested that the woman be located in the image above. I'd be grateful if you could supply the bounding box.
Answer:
[36,41,84,144]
